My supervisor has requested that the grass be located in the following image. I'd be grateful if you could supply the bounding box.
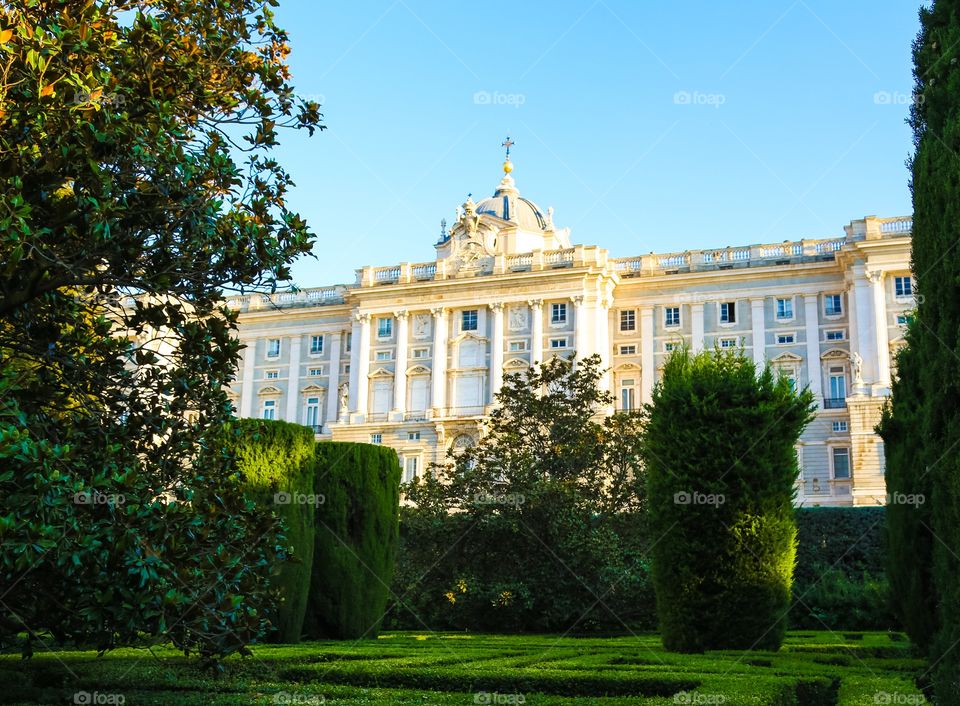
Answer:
[0,631,928,705]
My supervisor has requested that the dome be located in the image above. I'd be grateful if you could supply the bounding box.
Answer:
[474,175,550,232]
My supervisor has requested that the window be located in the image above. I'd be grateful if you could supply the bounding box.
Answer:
[403,455,420,483]
[265,370,279,380]
[776,333,796,345]
[894,276,913,298]
[304,397,321,429]
[619,345,637,355]
[832,447,851,480]
[267,338,281,358]
[412,347,429,358]
[551,303,567,324]
[407,431,421,441]
[719,337,738,349]
[719,301,736,324]
[825,330,846,341]
[664,307,680,327]
[620,310,636,332]
[377,317,393,338]
[308,367,324,376]
[310,335,324,355]
[897,314,914,326]
[376,350,391,361]
[776,298,794,320]
[829,367,847,400]
[461,309,478,332]
[370,433,382,445]
[261,399,276,420]
[825,294,843,317]
[832,420,849,433]
[345,333,352,352]
[549,337,569,349]
[664,342,678,353]
[620,379,636,411]
[509,340,528,352]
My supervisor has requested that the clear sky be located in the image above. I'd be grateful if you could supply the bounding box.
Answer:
[270,0,921,288]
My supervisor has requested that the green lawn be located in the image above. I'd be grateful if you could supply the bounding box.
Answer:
[0,631,928,705]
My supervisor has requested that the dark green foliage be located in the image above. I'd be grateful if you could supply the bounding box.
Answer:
[224,419,318,643]
[644,349,816,652]
[305,442,401,639]
[879,0,960,700]
[397,354,651,633]
[791,508,895,631]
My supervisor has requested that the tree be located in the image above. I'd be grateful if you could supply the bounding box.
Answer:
[400,354,652,632]
[879,1,960,700]
[0,0,322,664]
[643,348,815,653]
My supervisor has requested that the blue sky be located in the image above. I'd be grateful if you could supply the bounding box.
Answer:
[271,1,921,287]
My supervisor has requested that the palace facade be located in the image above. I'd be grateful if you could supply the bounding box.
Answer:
[228,159,914,507]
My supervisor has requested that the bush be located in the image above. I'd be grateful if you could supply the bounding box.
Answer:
[304,442,401,639]
[644,349,815,652]
[225,419,318,643]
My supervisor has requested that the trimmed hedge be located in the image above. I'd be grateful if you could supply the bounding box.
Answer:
[225,419,318,643]
[304,442,401,639]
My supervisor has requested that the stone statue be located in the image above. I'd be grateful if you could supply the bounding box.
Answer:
[851,352,864,385]
[338,382,349,416]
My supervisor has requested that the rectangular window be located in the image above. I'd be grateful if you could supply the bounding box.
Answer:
[832,447,851,480]
[664,342,677,353]
[776,298,794,320]
[664,307,680,327]
[310,335,324,355]
[825,294,843,317]
[549,337,569,349]
[832,420,849,433]
[261,399,276,420]
[620,382,636,411]
[462,309,478,332]
[412,347,429,358]
[376,350,391,361]
[829,367,847,400]
[403,456,420,483]
[620,310,636,332]
[370,433,382,445]
[551,303,567,324]
[377,317,393,338]
[894,276,913,298]
[265,370,279,379]
[345,333,352,352]
[407,431,421,441]
[509,340,528,352]
[720,302,736,324]
[825,330,846,341]
[897,314,914,326]
[305,397,321,428]
[719,337,738,349]
[776,333,796,345]
[308,367,324,377]
[620,345,637,355]
[267,338,281,358]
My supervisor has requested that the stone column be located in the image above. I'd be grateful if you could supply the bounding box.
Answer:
[691,303,705,353]
[595,297,611,392]
[853,266,878,385]
[324,331,342,430]
[751,298,766,368]
[352,312,371,418]
[803,295,823,402]
[529,299,544,364]
[640,306,655,405]
[239,339,256,418]
[392,311,409,419]
[431,307,448,416]
[489,303,505,400]
[869,271,891,390]
[285,335,301,422]
[347,317,361,415]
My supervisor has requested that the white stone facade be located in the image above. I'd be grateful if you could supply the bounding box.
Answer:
[228,164,914,507]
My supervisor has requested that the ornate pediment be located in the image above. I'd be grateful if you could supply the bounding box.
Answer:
[258,385,281,395]
[821,347,850,360]
[406,365,431,376]
[503,357,530,369]
[368,367,394,378]
[771,352,803,364]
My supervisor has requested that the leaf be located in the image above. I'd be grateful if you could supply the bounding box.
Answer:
[0,29,11,45]
[40,83,54,97]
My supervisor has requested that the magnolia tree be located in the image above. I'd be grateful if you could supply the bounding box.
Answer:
[0,0,321,664]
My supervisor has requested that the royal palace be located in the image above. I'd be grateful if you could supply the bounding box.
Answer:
[228,157,914,507]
